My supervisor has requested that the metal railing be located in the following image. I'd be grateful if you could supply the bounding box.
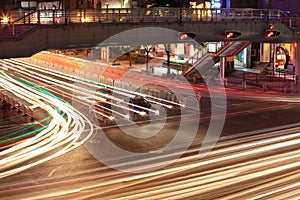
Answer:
[3,8,299,38]
[182,41,232,76]
[186,43,208,65]
[6,8,299,26]
[11,10,39,36]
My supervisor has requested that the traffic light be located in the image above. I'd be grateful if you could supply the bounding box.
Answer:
[225,30,241,39]
[265,30,280,38]
[268,24,275,30]
[265,24,280,38]
[178,32,196,41]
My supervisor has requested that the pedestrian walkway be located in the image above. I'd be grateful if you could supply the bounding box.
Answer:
[28,51,300,97]
[225,65,298,95]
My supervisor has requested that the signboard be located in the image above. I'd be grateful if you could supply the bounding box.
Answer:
[208,42,217,53]
[212,0,222,9]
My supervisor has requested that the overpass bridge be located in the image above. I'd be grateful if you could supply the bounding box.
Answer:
[0,8,299,59]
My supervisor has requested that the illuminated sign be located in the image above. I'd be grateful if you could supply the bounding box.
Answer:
[208,42,217,53]
[212,0,222,9]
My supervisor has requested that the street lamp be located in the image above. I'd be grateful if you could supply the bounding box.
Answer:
[0,16,9,24]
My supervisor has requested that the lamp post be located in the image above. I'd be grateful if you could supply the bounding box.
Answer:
[105,3,109,21]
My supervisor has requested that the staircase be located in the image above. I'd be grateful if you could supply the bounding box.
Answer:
[182,42,232,76]
[218,41,251,57]
[0,10,38,39]
[182,41,251,79]
[0,25,35,39]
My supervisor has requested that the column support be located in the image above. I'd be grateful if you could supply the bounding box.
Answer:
[220,56,226,80]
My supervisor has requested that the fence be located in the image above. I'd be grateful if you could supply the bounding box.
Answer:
[225,70,296,93]
[6,8,299,28]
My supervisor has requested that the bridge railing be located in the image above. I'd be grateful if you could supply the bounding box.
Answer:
[5,8,300,30]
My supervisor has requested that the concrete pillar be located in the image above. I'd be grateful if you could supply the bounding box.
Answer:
[189,44,194,58]
[226,56,234,71]
[294,42,300,83]
[175,43,185,60]
[220,56,225,80]
[260,43,271,63]
[246,45,251,67]
[272,43,277,75]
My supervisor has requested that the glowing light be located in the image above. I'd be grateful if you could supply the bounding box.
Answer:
[108,116,115,121]
[140,111,147,116]
[225,31,241,39]
[94,96,107,102]
[226,32,233,38]
[1,16,9,24]
[81,17,89,23]
[180,33,188,40]
[268,24,275,30]
[267,31,274,37]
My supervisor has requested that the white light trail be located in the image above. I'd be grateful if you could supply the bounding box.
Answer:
[0,69,93,178]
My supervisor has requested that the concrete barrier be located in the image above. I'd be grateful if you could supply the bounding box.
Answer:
[14,102,21,111]
[283,85,290,94]
[242,81,246,90]
[130,84,140,92]
[92,74,98,82]
[106,78,114,86]
[3,94,9,102]
[224,78,228,88]
[122,82,131,90]
[263,84,267,92]
[24,106,33,117]
[140,86,149,94]
[159,91,168,99]
[8,98,15,108]
[0,91,34,118]
[114,79,122,88]
[99,75,106,83]
[185,96,199,109]
[78,71,86,79]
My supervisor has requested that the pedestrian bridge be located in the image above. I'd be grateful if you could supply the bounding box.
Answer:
[0,7,299,58]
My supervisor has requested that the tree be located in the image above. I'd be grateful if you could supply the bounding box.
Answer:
[163,43,171,74]
[143,45,153,71]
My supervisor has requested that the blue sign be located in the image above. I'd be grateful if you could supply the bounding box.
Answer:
[212,0,222,9]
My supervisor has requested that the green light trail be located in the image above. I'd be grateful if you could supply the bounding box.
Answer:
[0,70,71,145]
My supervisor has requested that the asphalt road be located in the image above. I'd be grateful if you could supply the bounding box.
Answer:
[1,95,300,199]
[1,58,300,199]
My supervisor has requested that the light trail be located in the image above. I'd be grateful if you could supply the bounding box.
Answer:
[0,56,184,179]
[1,60,162,117]
[5,125,298,200]
[0,69,93,178]
[9,58,182,109]
[0,60,125,119]
[2,56,300,199]
[92,127,300,200]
